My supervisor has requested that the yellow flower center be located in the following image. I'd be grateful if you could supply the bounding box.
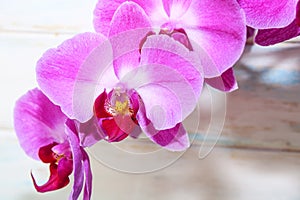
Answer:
[115,100,130,115]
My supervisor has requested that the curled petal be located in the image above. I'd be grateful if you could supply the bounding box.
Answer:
[151,123,189,151]
[205,68,238,92]
[137,102,189,151]
[14,88,67,160]
[238,0,298,29]
[36,32,107,118]
[255,20,300,46]
[31,158,73,193]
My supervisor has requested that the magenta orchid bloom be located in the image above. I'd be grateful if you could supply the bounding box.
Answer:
[36,2,203,151]
[14,89,92,200]
[93,0,246,92]
[254,1,300,46]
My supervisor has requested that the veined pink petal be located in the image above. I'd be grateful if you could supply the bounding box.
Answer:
[93,0,167,34]
[122,63,199,130]
[238,0,298,29]
[137,102,189,151]
[93,0,126,35]
[109,2,152,79]
[36,32,107,118]
[181,0,246,78]
[72,38,115,123]
[109,2,152,36]
[255,20,300,46]
[205,68,238,92]
[14,89,67,160]
[140,34,203,97]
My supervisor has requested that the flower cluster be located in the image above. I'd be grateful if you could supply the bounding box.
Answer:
[14,0,299,199]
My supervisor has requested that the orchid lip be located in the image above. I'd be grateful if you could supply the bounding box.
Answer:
[32,142,73,192]
[94,89,141,142]
[105,88,134,116]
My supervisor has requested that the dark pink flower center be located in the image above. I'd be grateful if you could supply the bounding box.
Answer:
[93,89,141,142]
[32,142,73,193]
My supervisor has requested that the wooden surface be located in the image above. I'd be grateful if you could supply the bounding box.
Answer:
[1,1,300,199]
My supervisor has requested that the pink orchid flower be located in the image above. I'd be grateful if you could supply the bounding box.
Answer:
[14,89,92,200]
[93,0,246,92]
[254,1,300,46]
[36,2,203,151]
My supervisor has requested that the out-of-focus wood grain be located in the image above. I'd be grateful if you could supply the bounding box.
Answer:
[2,130,300,200]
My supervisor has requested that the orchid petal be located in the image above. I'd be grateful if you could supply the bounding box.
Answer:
[101,118,130,142]
[205,68,238,92]
[38,143,58,163]
[137,103,189,151]
[72,38,115,123]
[122,63,199,130]
[296,2,300,26]
[108,1,152,79]
[181,0,246,77]
[238,0,298,29]
[65,119,84,200]
[255,20,300,46]
[94,90,111,118]
[36,33,106,118]
[93,0,127,35]
[93,0,167,34]
[14,88,67,160]
[76,116,106,147]
[82,150,92,200]
[132,0,169,28]
[140,34,203,97]
[32,158,72,193]
[162,0,192,19]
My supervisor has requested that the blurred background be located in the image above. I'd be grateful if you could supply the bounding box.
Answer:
[1,0,300,199]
